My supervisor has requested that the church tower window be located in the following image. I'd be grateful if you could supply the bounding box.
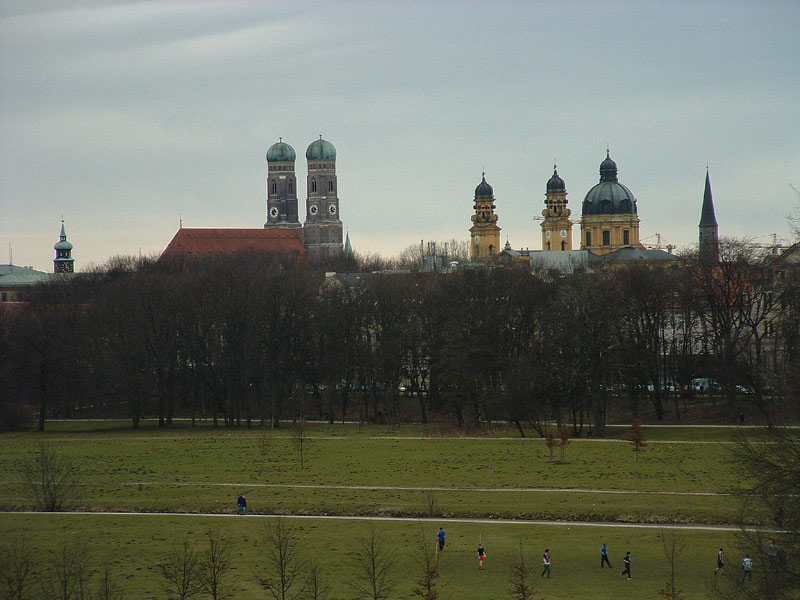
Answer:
[329,180,334,191]
[602,230,610,246]
[271,180,276,194]
[586,231,591,246]
[311,179,317,193]
[623,229,630,245]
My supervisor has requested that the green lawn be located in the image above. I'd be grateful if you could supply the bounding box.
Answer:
[0,513,738,600]
[0,429,744,523]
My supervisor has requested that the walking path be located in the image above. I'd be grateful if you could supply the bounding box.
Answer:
[0,480,728,496]
[3,510,773,533]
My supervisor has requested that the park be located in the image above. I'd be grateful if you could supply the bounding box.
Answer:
[1,419,790,599]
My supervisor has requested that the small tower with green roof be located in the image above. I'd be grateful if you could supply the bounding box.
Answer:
[53,220,74,273]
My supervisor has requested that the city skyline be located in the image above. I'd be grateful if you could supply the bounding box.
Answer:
[2,1,799,271]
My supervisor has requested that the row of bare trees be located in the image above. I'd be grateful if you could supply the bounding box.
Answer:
[1,240,797,432]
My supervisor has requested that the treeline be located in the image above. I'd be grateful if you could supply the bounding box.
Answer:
[1,240,798,432]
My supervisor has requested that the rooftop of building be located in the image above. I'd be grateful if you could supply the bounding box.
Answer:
[0,264,51,287]
[161,228,310,262]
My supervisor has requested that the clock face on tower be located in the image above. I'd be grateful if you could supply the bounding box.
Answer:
[269,206,279,218]
[309,204,319,216]
[328,203,337,215]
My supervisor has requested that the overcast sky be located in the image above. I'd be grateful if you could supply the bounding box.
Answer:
[2,1,798,272]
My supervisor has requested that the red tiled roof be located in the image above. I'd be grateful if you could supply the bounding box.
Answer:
[161,228,309,262]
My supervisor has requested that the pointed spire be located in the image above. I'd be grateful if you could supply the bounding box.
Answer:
[60,219,66,240]
[700,168,718,227]
[344,231,353,257]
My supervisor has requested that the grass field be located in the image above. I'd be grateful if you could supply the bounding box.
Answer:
[0,425,744,523]
[0,421,775,599]
[0,513,739,600]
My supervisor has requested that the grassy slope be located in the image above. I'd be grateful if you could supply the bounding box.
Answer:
[0,513,736,600]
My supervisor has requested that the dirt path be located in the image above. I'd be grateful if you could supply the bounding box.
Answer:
[3,510,769,532]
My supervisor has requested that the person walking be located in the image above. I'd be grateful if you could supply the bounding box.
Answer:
[620,551,631,580]
[715,548,725,574]
[477,543,486,569]
[437,527,446,552]
[541,549,551,578]
[742,555,753,582]
[237,493,246,515]
[601,543,612,568]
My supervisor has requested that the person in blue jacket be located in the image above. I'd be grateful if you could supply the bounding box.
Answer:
[601,543,612,568]
[237,493,246,515]
[437,527,445,551]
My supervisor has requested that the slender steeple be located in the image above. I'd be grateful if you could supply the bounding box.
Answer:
[700,169,718,227]
[699,168,719,265]
[344,231,353,258]
[53,219,75,273]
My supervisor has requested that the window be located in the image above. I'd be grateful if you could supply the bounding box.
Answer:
[328,180,334,191]
[561,240,566,251]
[271,180,276,194]
[623,229,630,245]
[1,292,6,302]
[586,231,591,246]
[489,244,494,255]
[311,179,317,192]
[602,230,610,246]
[288,181,293,193]
[546,241,550,250]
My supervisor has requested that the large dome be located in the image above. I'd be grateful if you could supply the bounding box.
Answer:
[582,152,637,215]
[475,175,493,197]
[266,140,296,163]
[306,137,337,161]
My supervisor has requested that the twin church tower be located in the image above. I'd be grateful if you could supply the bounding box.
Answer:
[264,136,343,262]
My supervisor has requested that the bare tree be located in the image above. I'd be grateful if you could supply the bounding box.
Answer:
[256,518,303,600]
[558,427,570,463]
[160,536,202,600]
[349,526,396,600]
[410,527,440,600]
[0,535,37,600]
[91,564,125,600]
[714,427,800,600]
[628,419,648,465]
[544,428,556,462]
[658,526,685,600]
[422,489,438,517]
[24,443,80,511]
[301,562,331,600]
[40,541,92,600]
[290,420,313,470]
[198,530,233,600]
[509,542,534,600]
